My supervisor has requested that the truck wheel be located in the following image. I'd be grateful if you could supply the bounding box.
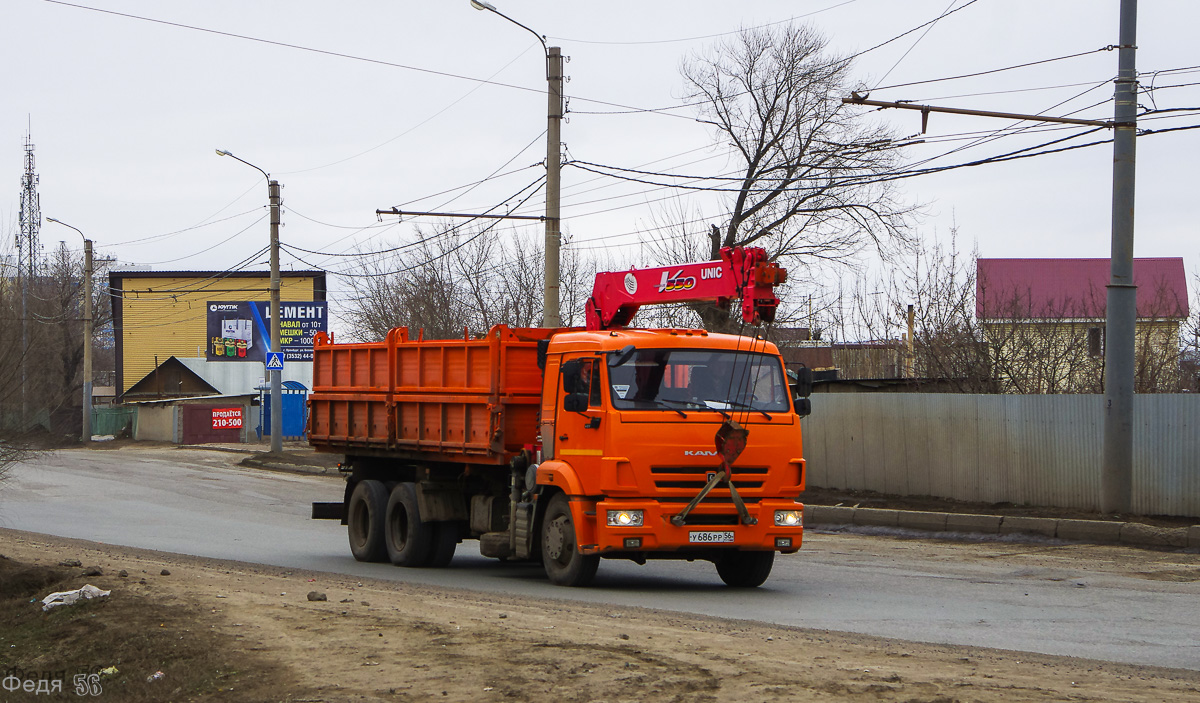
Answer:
[425,522,458,568]
[347,480,388,563]
[385,482,432,567]
[541,493,599,587]
[715,550,774,587]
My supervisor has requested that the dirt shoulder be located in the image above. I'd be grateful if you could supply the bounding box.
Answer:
[2,530,1199,702]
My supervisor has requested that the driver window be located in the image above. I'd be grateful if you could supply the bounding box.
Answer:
[588,360,601,407]
[569,358,602,408]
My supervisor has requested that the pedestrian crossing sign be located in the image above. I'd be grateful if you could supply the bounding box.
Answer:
[265,351,284,370]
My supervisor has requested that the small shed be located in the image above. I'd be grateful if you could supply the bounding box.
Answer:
[129,394,255,444]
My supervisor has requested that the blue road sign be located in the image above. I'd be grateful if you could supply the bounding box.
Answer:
[265,351,285,370]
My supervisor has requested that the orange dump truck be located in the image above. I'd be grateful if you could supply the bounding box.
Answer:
[309,247,811,587]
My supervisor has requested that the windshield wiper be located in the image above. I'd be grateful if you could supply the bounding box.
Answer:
[723,399,771,419]
[643,399,687,417]
[669,398,731,421]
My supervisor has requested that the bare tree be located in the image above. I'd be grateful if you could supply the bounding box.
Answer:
[680,23,914,329]
[343,224,575,340]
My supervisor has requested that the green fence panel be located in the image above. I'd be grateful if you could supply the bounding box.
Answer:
[91,407,137,437]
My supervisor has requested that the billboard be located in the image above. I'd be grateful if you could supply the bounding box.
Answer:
[206,301,327,362]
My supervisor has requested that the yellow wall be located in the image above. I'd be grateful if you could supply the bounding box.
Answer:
[982,318,1182,393]
[118,275,319,392]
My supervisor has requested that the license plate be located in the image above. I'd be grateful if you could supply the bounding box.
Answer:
[689,531,734,544]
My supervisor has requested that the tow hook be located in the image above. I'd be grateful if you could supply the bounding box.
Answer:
[671,418,757,527]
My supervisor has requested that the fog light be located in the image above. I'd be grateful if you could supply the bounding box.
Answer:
[624,537,642,549]
[607,509,644,527]
[775,537,793,548]
[774,509,803,527]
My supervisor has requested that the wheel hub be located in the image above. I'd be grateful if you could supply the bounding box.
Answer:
[546,516,567,561]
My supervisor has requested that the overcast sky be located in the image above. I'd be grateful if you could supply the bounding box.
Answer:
[3,0,1198,332]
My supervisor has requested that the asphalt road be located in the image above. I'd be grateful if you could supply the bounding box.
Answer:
[3,445,1198,670]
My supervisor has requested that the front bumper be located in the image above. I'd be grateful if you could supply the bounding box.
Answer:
[583,498,804,555]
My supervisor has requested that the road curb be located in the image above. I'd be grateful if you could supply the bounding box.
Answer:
[805,504,1199,550]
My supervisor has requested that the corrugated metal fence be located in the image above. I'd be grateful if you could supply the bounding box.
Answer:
[801,394,1200,517]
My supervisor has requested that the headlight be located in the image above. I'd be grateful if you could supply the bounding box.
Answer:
[774,509,803,527]
[606,509,644,527]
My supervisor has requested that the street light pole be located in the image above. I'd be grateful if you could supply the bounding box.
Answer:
[46,217,92,443]
[470,0,563,327]
[216,149,283,454]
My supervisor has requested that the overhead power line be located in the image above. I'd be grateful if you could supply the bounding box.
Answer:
[40,0,542,95]
[872,46,1117,93]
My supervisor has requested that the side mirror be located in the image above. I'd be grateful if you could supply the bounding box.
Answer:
[789,367,814,399]
[564,393,588,412]
[561,359,589,412]
[794,397,812,417]
[561,359,583,393]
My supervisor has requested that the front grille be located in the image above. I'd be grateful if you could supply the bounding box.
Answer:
[650,465,768,500]
[650,466,769,475]
[655,479,764,489]
[657,495,762,504]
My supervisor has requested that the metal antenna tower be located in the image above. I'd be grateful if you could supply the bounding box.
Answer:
[17,131,41,424]
[18,132,42,280]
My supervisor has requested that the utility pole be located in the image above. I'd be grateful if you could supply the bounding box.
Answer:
[269,179,283,454]
[1102,0,1138,514]
[81,239,93,442]
[906,304,915,378]
[544,46,563,328]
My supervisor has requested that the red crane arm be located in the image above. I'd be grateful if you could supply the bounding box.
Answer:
[584,246,786,330]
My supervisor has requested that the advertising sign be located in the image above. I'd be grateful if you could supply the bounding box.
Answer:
[206,301,327,362]
[211,407,243,430]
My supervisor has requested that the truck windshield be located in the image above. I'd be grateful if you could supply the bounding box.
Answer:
[607,349,790,414]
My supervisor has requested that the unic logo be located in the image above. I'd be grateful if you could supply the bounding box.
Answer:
[657,269,696,293]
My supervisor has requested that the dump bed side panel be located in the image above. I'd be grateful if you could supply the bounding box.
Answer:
[308,325,548,463]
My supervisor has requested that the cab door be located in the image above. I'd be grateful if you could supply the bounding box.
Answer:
[554,356,605,488]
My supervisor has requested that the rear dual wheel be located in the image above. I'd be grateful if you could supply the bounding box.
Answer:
[385,482,457,568]
[347,480,389,563]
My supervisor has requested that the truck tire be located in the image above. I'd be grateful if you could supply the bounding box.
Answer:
[385,482,432,567]
[425,522,458,568]
[715,550,774,587]
[347,480,388,563]
[541,493,599,587]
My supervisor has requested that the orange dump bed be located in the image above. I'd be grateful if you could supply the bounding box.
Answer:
[308,325,553,464]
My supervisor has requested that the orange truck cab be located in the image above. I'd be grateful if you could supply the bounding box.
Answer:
[536,328,806,586]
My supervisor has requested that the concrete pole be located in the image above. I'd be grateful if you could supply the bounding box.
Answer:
[906,304,915,378]
[1102,0,1138,514]
[543,46,563,328]
[269,179,283,454]
[82,239,93,442]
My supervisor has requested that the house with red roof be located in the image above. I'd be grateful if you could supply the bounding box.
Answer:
[976,258,1189,393]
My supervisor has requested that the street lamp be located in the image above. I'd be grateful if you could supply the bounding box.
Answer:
[470,0,563,328]
[215,149,283,454]
[45,217,93,443]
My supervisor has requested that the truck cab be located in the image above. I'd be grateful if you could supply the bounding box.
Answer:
[534,329,807,586]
